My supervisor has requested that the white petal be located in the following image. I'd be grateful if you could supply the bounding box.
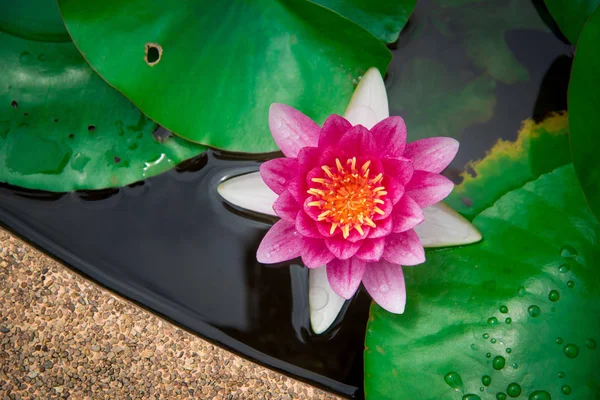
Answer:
[309,265,346,335]
[343,67,389,129]
[415,202,482,247]
[217,172,277,216]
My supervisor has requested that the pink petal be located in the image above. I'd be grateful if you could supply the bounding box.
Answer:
[256,220,302,264]
[382,176,404,205]
[405,170,454,208]
[373,195,393,221]
[392,196,425,233]
[326,258,366,299]
[382,158,413,186]
[403,137,459,173]
[355,238,385,262]
[318,114,352,149]
[370,117,407,159]
[288,147,320,203]
[326,237,362,260]
[368,216,392,238]
[338,124,375,157]
[301,238,335,268]
[269,103,320,157]
[273,191,300,221]
[260,158,298,195]
[362,260,406,314]
[295,211,322,238]
[382,230,425,266]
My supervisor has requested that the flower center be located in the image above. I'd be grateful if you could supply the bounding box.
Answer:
[307,157,387,239]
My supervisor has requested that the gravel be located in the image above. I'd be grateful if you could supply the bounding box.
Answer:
[0,228,341,399]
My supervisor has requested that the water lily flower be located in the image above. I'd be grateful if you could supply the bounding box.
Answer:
[218,68,481,334]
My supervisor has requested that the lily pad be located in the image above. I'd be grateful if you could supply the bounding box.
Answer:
[58,0,391,153]
[0,32,206,192]
[544,0,600,44]
[314,0,417,43]
[432,0,548,84]
[365,164,600,399]
[445,113,571,220]
[568,6,600,222]
[389,57,496,142]
[0,0,70,42]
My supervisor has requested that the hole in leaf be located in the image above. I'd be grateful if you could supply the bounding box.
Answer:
[10,100,18,108]
[88,125,96,132]
[114,156,121,164]
[145,43,162,66]
[68,133,74,139]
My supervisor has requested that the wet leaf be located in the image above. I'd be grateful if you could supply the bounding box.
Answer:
[544,0,600,44]
[389,57,496,142]
[568,6,600,222]
[432,0,548,84]
[58,0,391,153]
[314,0,417,43]
[445,113,571,220]
[0,32,206,192]
[0,0,70,42]
[365,164,600,399]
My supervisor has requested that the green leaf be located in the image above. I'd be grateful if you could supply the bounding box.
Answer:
[544,0,600,44]
[432,0,548,84]
[313,0,417,43]
[568,6,600,222]
[0,0,70,43]
[0,32,206,192]
[389,57,497,142]
[365,164,600,399]
[58,0,391,153]
[445,113,571,220]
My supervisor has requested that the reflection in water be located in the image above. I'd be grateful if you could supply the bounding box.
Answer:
[0,0,574,397]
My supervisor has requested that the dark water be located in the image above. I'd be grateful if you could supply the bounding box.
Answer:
[0,1,571,398]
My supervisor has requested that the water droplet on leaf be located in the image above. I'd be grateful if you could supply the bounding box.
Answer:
[506,348,512,354]
[556,337,563,344]
[488,317,498,325]
[505,317,512,324]
[496,393,507,400]
[585,339,596,349]
[564,344,579,358]
[567,280,575,288]
[492,356,505,370]
[558,263,570,273]
[528,305,541,317]
[506,382,521,397]
[548,290,560,302]
[444,372,463,391]
[561,385,572,395]
[558,371,565,378]
[482,375,491,386]
[529,390,552,400]
[560,245,578,259]
[500,305,508,313]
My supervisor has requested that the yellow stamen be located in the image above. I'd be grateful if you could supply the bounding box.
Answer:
[306,157,389,237]
[364,217,376,228]
[341,224,350,239]
[317,211,331,221]
[355,224,364,236]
